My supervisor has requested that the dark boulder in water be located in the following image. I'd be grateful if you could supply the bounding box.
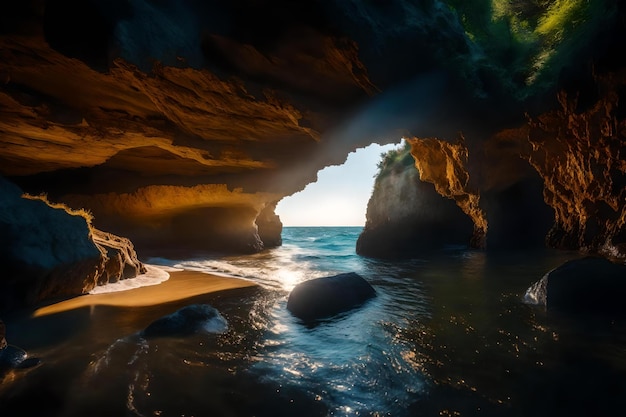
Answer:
[0,345,27,370]
[287,272,376,321]
[142,304,228,339]
[0,320,40,372]
[525,257,626,315]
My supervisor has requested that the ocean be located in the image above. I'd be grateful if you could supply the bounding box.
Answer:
[2,226,626,416]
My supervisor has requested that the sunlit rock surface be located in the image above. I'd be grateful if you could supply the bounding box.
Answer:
[62,184,282,253]
[408,137,488,248]
[520,75,626,253]
[92,229,146,286]
[0,2,383,252]
[407,130,558,250]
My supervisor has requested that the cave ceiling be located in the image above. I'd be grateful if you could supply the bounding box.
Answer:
[0,0,624,250]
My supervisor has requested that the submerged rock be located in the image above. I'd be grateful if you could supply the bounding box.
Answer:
[0,345,27,371]
[142,304,228,339]
[0,320,40,372]
[287,272,376,322]
[525,257,626,315]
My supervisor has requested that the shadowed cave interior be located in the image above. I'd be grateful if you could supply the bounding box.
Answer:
[1,1,626,416]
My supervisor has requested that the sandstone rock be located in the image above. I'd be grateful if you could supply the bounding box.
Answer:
[408,136,488,248]
[142,304,228,339]
[62,185,280,254]
[524,257,626,315]
[92,229,147,286]
[0,22,374,255]
[256,202,283,248]
[357,144,474,259]
[287,272,376,322]
[0,1,623,260]
[520,80,626,252]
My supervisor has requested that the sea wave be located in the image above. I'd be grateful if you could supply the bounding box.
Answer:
[89,264,175,294]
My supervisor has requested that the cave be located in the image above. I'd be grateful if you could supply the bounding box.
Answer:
[2,1,626,416]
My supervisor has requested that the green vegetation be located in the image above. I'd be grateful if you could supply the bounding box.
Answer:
[446,0,616,98]
[374,140,415,183]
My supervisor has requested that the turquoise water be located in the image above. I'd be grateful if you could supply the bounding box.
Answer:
[3,227,626,416]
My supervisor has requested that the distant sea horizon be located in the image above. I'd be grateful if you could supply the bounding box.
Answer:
[280,224,364,227]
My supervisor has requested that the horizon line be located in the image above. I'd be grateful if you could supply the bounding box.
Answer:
[281,224,364,227]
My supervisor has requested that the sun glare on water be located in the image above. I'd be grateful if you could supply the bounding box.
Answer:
[276,268,305,292]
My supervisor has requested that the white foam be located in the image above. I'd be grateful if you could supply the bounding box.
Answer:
[89,264,171,294]
[152,265,185,272]
[201,315,229,334]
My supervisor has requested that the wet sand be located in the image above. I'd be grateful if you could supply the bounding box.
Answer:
[33,270,257,317]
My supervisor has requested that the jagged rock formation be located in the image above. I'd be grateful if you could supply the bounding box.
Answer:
[0,1,624,260]
[360,68,626,257]
[357,144,474,259]
[92,229,146,285]
[0,1,392,253]
[0,177,144,312]
[520,74,626,253]
[256,202,283,248]
[0,35,320,252]
[408,136,487,248]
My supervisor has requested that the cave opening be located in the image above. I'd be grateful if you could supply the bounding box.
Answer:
[275,141,402,227]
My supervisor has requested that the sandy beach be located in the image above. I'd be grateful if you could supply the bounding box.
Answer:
[33,269,258,317]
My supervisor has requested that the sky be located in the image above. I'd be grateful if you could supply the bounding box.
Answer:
[275,141,402,226]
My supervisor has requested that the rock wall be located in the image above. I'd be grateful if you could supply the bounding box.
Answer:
[0,177,144,312]
[0,25,376,253]
[62,184,282,253]
[256,202,283,249]
[521,73,626,253]
[360,70,626,258]
[92,229,146,286]
[407,136,488,248]
[0,1,624,260]
[357,144,474,259]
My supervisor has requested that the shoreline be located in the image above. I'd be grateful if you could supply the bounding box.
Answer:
[33,268,258,318]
